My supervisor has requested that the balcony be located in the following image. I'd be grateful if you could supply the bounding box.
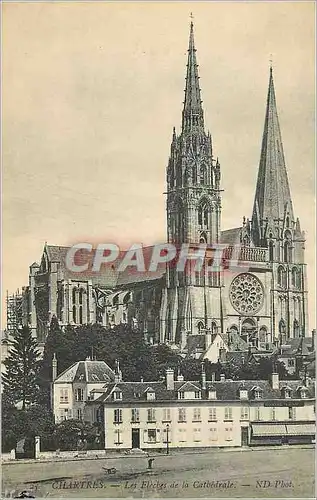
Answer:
[222,246,268,263]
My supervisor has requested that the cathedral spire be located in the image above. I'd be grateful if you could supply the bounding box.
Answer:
[252,67,294,243]
[182,20,205,133]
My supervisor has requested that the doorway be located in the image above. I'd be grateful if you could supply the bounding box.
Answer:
[131,428,140,449]
[241,427,249,446]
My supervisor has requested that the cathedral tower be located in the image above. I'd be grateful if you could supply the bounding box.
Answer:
[251,67,308,341]
[166,21,221,245]
[161,22,223,345]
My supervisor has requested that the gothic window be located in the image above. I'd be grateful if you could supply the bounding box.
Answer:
[175,199,185,243]
[242,235,250,247]
[284,231,292,263]
[269,241,274,261]
[279,319,286,343]
[259,326,267,343]
[73,305,77,324]
[192,165,197,184]
[197,321,205,334]
[211,322,217,334]
[241,318,257,343]
[229,274,264,315]
[291,268,301,289]
[277,266,287,288]
[200,165,207,185]
[198,201,209,228]
[293,319,300,338]
[79,306,83,324]
[200,232,207,244]
[286,216,290,228]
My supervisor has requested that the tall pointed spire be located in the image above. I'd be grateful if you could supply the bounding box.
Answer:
[182,20,205,133]
[252,67,294,243]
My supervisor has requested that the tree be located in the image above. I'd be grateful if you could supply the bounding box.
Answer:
[2,326,42,410]
[53,419,100,451]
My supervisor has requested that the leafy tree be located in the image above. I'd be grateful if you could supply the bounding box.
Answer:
[2,326,41,409]
[53,419,100,451]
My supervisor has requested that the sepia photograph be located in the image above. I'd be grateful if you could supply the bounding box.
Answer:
[1,1,316,498]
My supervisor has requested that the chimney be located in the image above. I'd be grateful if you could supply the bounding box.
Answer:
[312,329,315,351]
[114,359,122,383]
[177,368,184,382]
[166,368,174,390]
[205,331,212,350]
[220,373,225,382]
[52,353,57,381]
[271,370,279,390]
[201,364,206,390]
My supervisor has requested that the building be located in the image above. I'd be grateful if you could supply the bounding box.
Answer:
[52,358,115,423]
[13,21,310,351]
[83,367,315,450]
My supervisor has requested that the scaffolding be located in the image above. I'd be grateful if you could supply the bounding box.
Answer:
[6,290,23,335]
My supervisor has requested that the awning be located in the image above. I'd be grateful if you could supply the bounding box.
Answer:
[286,423,316,436]
[252,424,287,436]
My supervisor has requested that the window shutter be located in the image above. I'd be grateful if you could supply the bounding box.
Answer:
[143,429,148,443]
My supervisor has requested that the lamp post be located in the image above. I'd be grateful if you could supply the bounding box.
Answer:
[166,424,170,455]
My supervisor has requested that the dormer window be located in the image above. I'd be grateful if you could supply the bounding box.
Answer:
[208,390,217,400]
[282,388,291,399]
[253,388,263,400]
[178,392,185,400]
[195,391,202,399]
[239,390,248,400]
[147,391,156,401]
[299,388,308,399]
[113,390,122,401]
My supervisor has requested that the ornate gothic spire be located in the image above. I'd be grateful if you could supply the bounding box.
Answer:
[182,21,205,133]
[252,67,294,242]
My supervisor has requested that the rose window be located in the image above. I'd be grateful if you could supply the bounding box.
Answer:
[229,273,264,315]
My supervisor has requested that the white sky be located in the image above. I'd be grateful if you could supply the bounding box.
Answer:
[2,1,315,329]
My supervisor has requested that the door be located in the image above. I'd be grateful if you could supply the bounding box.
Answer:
[132,428,140,449]
[241,427,249,446]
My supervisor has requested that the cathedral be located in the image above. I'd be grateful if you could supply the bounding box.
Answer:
[17,22,309,353]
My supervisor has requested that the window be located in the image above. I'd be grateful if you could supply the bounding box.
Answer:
[147,391,156,401]
[209,390,217,400]
[193,428,201,442]
[77,408,83,420]
[60,388,69,404]
[193,408,201,422]
[178,429,187,442]
[271,407,276,421]
[289,407,296,420]
[254,390,262,400]
[225,427,233,441]
[178,392,185,400]
[195,391,201,399]
[198,201,209,228]
[131,408,139,423]
[114,409,122,423]
[240,407,249,420]
[255,407,261,421]
[288,359,295,367]
[209,427,217,442]
[239,390,248,400]
[224,407,233,421]
[209,408,217,421]
[283,389,291,399]
[75,388,84,402]
[163,408,171,422]
[147,408,156,422]
[278,267,287,288]
[147,429,156,443]
[114,429,122,445]
[113,391,122,401]
[300,389,308,399]
[178,408,186,422]
[269,240,274,261]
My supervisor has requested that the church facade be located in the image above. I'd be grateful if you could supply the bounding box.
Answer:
[19,22,309,352]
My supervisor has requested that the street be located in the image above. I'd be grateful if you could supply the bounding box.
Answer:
[2,447,315,498]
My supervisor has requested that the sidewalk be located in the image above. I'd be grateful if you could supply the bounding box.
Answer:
[2,444,314,466]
